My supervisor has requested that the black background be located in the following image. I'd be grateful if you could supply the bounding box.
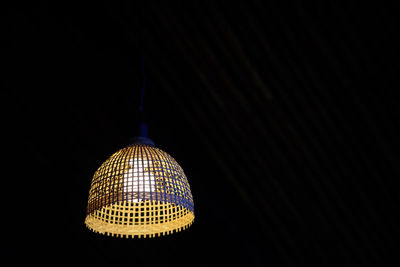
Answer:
[2,1,399,266]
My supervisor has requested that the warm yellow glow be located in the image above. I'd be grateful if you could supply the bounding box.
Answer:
[85,200,194,238]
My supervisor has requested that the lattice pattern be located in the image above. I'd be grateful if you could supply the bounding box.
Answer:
[85,144,194,238]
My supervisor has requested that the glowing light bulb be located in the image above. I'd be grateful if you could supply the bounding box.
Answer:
[123,158,156,202]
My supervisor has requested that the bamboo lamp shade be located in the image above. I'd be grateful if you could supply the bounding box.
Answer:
[85,144,194,238]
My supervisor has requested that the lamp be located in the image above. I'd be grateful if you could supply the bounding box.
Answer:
[84,7,194,238]
[84,136,195,238]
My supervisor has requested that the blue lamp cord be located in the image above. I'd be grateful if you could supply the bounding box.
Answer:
[139,7,146,115]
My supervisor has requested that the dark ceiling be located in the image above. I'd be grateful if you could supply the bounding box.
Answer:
[3,1,399,266]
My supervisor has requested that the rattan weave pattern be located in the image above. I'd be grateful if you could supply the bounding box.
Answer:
[85,144,194,238]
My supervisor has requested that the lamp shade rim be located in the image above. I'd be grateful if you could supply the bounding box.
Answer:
[85,200,195,238]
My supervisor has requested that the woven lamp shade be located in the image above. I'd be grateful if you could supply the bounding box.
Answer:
[85,144,194,238]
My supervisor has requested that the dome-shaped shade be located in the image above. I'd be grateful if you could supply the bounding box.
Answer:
[85,144,194,238]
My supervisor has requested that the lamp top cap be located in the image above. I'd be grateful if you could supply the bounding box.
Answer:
[131,136,155,146]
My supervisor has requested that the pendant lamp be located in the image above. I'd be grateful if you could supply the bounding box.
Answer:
[84,134,195,238]
[84,9,194,238]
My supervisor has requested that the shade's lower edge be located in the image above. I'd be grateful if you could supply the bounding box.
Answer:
[84,210,194,238]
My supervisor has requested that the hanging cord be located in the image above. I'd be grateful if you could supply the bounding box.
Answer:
[138,7,146,115]
[130,6,153,145]
[136,6,150,139]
